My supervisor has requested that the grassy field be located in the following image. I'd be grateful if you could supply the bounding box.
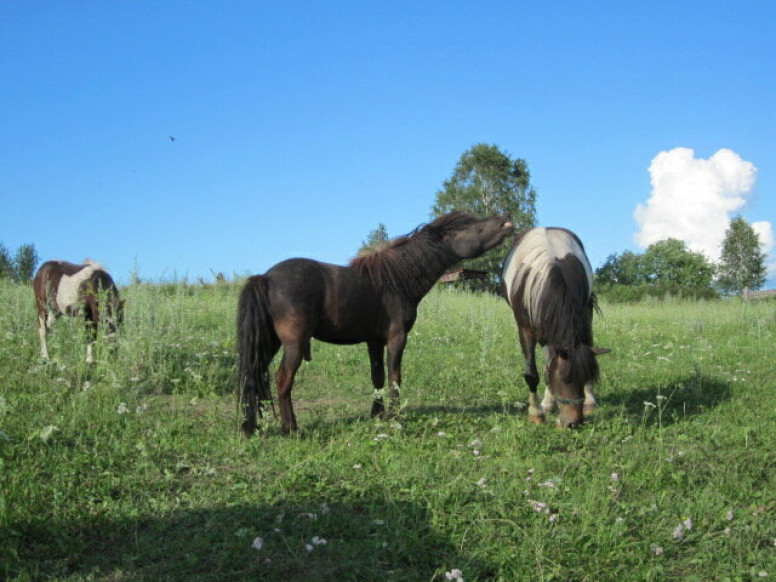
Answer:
[1,279,774,581]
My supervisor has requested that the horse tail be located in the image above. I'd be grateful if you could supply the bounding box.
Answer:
[237,275,277,436]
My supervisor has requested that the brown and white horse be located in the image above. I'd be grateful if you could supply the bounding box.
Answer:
[502,228,609,428]
[34,260,124,364]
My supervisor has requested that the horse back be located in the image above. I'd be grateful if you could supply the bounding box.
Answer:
[33,260,115,317]
[265,258,387,344]
[502,227,594,341]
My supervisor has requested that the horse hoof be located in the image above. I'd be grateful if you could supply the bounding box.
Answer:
[528,415,545,425]
[583,404,596,417]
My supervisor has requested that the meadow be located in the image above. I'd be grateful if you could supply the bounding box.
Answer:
[1,279,774,581]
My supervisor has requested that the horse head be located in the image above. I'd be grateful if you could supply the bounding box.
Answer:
[547,345,610,428]
[441,213,514,259]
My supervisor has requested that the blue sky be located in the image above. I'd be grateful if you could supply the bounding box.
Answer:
[2,1,774,286]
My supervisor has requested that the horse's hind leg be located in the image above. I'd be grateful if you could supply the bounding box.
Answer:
[275,342,306,434]
[367,341,386,418]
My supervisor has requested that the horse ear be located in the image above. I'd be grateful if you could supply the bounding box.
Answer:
[592,347,611,356]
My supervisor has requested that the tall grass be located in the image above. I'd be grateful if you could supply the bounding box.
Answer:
[1,279,774,581]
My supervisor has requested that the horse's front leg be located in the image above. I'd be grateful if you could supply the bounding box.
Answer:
[583,382,597,416]
[519,327,543,423]
[367,341,387,418]
[386,329,407,415]
[84,316,98,365]
[38,312,51,360]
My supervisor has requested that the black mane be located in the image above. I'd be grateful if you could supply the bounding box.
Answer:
[350,212,478,299]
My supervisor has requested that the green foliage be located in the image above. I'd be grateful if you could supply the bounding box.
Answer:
[596,250,645,286]
[716,216,767,295]
[0,243,13,279]
[359,223,390,256]
[432,144,537,288]
[596,239,715,294]
[2,280,775,580]
[596,283,719,303]
[12,243,39,282]
[641,239,715,288]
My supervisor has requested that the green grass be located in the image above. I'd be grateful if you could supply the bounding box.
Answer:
[1,280,774,581]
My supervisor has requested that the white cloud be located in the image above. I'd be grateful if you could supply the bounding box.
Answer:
[634,148,772,267]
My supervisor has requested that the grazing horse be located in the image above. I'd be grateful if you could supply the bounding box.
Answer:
[34,260,124,364]
[238,212,514,436]
[502,227,609,428]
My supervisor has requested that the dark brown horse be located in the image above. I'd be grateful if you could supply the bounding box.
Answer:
[34,260,124,364]
[501,227,609,428]
[238,212,514,435]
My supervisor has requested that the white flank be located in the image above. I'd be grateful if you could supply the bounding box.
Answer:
[502,228,592,321]
[56,260,104,312]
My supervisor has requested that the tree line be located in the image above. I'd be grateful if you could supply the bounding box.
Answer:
[0,243,39,282]
[361,144,768,299]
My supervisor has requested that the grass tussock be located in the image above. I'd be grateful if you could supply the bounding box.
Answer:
[1,279,775,581]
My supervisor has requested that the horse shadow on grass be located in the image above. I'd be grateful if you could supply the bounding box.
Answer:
[597,370,732,428]
[6,497,491,582]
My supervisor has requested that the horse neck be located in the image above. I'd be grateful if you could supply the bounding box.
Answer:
[390,236,459,301]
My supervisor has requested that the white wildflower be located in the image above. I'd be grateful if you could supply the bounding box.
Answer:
[117,402,129,414]
[445,569,464,581]
[475,477,487,487]
[39,425,59,443]
[538,480,557,489]
[726,509,734,521]
[251,537,263,551]
[549,513,559,523]
[527,499,550,514]
[650,544,664,556]
[610,473,620,482]
[352,463,363,469]
[304,544,314,552]
[311,536,327,546]
[437,431,447,437]
[374,433,391,441]
[320,503,330,515]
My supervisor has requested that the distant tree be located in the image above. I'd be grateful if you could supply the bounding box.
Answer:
[359,223,390,256]
[13,243,39,282]
[595,250,644,286]
[432,143,537,286]
[640,239,715,288]
[0,243,13,279]
[716,216,767,295]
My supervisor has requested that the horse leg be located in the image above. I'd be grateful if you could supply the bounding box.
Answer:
[540,345,556,414]
[386,329,407,414]
[275,342,305,434]
[367,341,387,418]
[583,382,597,416]
[519,327,544,423]
[38,313,50,360]
[84,311,98,365]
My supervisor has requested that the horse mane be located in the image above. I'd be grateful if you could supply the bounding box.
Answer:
[508,228,598,385]
[350,212,477,298]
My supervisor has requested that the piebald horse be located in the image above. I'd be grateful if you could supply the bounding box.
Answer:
[34,260,124,364]
[502,227,609,427]
[238,212,514,435]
